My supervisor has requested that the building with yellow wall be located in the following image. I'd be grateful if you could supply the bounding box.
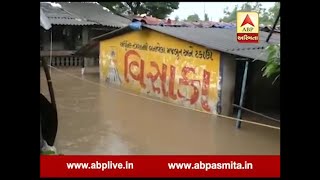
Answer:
[77,23,280,117]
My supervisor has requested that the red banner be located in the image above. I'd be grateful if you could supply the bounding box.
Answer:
[40,155,280,178]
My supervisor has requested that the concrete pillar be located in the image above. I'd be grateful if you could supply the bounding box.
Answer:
[81,27,89,75]
[82,27,89,45]
[41,29,51,51]
[220,53,236,116]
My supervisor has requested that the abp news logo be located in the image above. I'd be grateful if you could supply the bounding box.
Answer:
[237,12,259,43]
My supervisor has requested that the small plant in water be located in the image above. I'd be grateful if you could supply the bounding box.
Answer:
[41,150,56,155]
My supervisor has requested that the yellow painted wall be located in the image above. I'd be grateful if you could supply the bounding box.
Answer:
[100,29,221,113]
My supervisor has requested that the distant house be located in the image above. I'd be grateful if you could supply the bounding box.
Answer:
[40,2,131,68]
[76,23,280,118]
[125,14,281,32]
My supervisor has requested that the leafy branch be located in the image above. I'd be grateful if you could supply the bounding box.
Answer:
[261,44,280,84]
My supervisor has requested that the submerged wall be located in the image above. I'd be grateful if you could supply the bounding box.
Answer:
[99,29,227,114]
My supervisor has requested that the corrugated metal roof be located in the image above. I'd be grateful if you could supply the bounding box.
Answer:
[40,2,130,27]
[46,17,98,26]
[58,2,130,28]
[144,25,280,61]
[41,2,95,26]
[76,24,280,62]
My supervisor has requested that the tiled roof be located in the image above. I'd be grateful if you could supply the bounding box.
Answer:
[129,15,280,32]
[131,15,163,25]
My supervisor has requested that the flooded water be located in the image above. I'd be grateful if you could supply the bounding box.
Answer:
[40,67,280,155]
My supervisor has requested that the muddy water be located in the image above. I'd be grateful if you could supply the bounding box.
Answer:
[40,67,280,155]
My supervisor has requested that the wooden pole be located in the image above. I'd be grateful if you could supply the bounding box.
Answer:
[41,58,57,110]
[236,60,249,128]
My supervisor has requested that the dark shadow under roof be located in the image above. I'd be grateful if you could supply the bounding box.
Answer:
[76,24,280,62]
[75,26,132,57]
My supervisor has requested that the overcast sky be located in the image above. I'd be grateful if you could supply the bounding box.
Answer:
[169,2,276,21]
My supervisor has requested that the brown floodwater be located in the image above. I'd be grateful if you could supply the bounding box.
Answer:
[40,67,280,155]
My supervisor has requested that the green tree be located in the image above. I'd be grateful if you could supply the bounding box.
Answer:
[98,2,179,19]
[220,2,279,25]
[220,6,238,23]
[262,44,280,84]
[187,13,200,21]
[144,2,179,19]
[204,13,209,21]
[268,2,280,25]
[98,2,130,14]
[220,2,281,83]
[259,9,271,25]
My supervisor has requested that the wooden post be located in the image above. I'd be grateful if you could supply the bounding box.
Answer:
[41,58,57,110]
[236,60,249,128]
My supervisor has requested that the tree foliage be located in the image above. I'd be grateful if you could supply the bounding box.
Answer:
[187,13,200,21]
[221,2,280,83]
[268,2,280,23]
[204,13,209,21]
[220,2,280,25]
[98,2,179,19]
[262,44,280,84]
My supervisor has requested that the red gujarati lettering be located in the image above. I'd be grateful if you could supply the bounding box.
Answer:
[168,65,177,100]
[124,50,146,89]
[124,50,212,112]
[161,64,168,97]
[146,62,168,96]
[177,67,200,104]
[146,62,161,94]
[201,70,211,112]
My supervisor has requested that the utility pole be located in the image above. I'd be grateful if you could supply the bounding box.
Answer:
[204,3,206,21]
